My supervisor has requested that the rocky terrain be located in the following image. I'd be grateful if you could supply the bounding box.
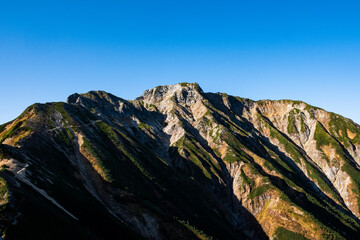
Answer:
[1,82,360,239]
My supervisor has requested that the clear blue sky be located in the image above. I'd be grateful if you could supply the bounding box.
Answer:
[1,1,360,124]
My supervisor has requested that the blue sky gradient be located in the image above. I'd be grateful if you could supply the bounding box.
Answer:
[1,1,360,124]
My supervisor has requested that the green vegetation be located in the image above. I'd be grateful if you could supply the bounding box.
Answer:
[138,121,152,130]
[265,146,294,173]
[177,135,220,179]
[95,121,158,185]
[234,96,254,105]
[144,103,157,110]
[239,165,273,200]
[283,99,303,106]
[304,162,341,202]
[0,121,31,143]
[0,122,11,134]
[341,162,360,211]
[45,102,97,128]
[116,139,156,182]
[179,82,202,92]
[287,114,298,134]
[239,168,255,188]
[177,219,213,240]
[329,113,360,147]
[65,128,74,139]
[220,129,244,150]
[304,105,320,119]
[200,116,213,128]
[84,92,97,100]
[314,123,332,146]
[223,148,249,163]
[273,227,309,240]
[47,117,55,129]
[2,86,360,239]
[256,99,304,107]
[82,137,114,182]
[249,184,272,199]
[212,148,221,158]
[269,123,303,163]
[0,164,8,172]
[256,113,303,163]
[0,177,9,205]
[313,123,347,163]
[209,128,221,142]
[52,102,74,124]
[256,115,359,237]
[300,119,306,133]
[54,128,74,147]
[278,183,355,239]
[95,122,120,145]
[17,104,36,119]
[261,146,304,191]
[287,108,307,134]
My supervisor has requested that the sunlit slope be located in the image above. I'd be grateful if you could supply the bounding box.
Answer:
[0,83,360,239]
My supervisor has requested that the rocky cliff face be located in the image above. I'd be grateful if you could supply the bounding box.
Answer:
[0,83,360,239]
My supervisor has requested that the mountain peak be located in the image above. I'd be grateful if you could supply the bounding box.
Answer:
[66,90,122,104]
[2,83,360,239]
[137,82,204,106]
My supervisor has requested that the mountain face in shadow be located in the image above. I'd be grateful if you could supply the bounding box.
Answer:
[1,82,360,239]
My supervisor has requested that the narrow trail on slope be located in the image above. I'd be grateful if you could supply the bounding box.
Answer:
[46,120,101,132]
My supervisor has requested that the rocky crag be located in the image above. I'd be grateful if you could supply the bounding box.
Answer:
[1,83,360,239]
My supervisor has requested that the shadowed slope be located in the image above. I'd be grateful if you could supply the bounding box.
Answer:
[0,83,360,239]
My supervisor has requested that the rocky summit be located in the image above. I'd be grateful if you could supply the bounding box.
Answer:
[1,83,360,239]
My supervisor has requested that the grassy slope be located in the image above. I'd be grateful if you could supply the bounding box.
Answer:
[1,91,360,239]
[204,95,360,239]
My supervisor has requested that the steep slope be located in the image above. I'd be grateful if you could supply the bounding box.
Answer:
[0,82,360,239]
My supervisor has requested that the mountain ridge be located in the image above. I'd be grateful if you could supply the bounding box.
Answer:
[0,82,360,239]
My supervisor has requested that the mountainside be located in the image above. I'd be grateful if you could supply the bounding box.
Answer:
[1,82,360,239]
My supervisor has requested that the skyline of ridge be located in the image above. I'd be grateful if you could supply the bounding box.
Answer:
[1,1,359,124]
[3,82,360,127]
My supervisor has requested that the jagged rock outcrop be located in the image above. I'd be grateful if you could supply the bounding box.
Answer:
[0,82,360,239]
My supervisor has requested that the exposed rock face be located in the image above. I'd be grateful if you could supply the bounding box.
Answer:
[0,82,360,239]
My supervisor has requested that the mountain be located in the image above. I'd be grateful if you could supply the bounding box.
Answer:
[1,82,360,239]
